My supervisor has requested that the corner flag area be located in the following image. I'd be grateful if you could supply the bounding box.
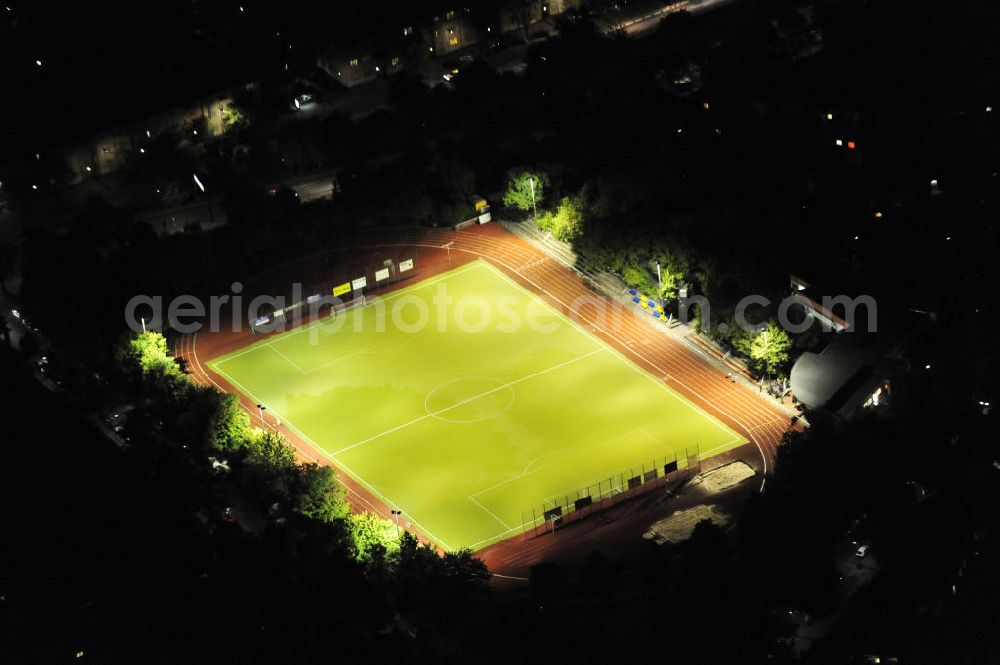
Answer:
[209,261,745,550]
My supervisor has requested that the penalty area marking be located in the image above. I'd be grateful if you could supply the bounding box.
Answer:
[466,427,660,503]
[468,496,513,530]
[268,343,307,374]
[210,261,489,368]
[467,428,659,528]
[486,263,745,447]
[211,362,453,550]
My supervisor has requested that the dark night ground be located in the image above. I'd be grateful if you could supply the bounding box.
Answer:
[4,1,1000,663]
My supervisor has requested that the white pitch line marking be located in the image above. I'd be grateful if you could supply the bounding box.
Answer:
[212,261,488,367]
[330,348,605,456]
[269,343,307,374]
[211,362,455,549]
[468,496,512,530]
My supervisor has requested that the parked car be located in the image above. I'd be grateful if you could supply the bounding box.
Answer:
[266,185,298,199]
[104,404,136,428]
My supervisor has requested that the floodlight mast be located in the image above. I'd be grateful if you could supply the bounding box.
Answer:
[529,177,537,220]
[763,329,771,380]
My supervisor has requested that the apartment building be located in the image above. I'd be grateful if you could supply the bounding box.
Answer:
[317,0,582,88]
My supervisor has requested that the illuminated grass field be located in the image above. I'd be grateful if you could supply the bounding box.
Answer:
[209,261,745,550]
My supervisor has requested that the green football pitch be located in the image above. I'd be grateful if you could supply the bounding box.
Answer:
[209,260,745,550]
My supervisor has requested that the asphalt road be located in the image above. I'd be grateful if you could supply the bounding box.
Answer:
[134,171,336,234]
[781,529,880,656]
[592,0,742,36]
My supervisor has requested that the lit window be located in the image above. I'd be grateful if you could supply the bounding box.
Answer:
[446,10,455,19]
[349,58,359,67]
[403,26,413,36]
[391,57,400,67]
[847,140,856,149]
[449,35,459,46]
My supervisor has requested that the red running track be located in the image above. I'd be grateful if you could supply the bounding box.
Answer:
[177,223,792,556]
[348,224,791,480]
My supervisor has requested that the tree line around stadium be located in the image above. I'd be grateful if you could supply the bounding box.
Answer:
[503,169,794,379]
[120,331,491,569]
[5,323,997,664]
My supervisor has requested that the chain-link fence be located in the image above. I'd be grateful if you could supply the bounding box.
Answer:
[520,445,702,538]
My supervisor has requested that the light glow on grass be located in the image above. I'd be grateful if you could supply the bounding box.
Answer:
[210,261,745,550]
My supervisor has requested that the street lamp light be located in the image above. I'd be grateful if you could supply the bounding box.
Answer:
[529,176,537,220]
[193,173,215,226]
